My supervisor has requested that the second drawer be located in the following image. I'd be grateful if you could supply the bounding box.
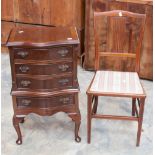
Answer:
[15,62,73,75]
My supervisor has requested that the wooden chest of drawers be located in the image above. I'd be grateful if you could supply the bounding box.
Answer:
[7,26,81,144]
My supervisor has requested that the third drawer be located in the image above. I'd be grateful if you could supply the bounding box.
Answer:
[16,76,73,90]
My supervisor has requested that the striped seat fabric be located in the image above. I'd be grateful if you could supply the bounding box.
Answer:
[90,71,144,95]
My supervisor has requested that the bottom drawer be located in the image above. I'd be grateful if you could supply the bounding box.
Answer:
[16,95,74,109]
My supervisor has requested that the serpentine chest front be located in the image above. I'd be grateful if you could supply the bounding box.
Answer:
[7,26,81,144]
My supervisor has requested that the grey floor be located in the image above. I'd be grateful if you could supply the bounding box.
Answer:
[1,53,153,155]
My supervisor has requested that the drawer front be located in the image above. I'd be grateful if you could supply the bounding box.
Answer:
[15,62,73,75]
[16,95,74,109]
[16,76,73,90]
[14,46,72,60]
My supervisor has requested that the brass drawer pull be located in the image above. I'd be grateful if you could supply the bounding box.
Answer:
[58,79,69,85]
[58,49,69,57]
[19,66,29,73]
[21,99,31,106]
[58,64,69,71]
[21,80,31,87]
[59,97,70,104]
[17,51,28,58]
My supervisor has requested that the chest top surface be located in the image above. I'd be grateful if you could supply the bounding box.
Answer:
[6,26,80,47]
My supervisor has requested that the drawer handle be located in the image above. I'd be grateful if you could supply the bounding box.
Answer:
[59,97,70,104]
[21,99,31,106]
[19,66,29,73]
[17,51,28,58]
[58,64,69,71]
[21,80,31,87]
[58,79,69,85]
[58,49,69,57]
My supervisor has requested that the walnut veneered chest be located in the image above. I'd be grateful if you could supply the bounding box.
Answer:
[7,26,81,144]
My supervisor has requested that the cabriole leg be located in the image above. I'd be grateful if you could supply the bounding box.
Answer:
[13,115,22,145]
[68,113,81,143]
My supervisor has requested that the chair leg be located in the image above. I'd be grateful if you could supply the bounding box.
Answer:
[87,94,92,144]
[92,96,98,114]
[132,98,136,116]
[136,98,145,146]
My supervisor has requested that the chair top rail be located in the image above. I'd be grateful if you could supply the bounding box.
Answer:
[99,52,136,58]
[94,10,146,18]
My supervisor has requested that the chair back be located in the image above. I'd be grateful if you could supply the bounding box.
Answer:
[94,10,146,73]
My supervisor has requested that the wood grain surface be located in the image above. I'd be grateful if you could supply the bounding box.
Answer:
[1,0,14,21]
[1,0,85,56]
[7,26,79,47]
[84,0,153,80]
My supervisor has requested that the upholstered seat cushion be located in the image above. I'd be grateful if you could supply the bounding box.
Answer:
[90,71,144,95]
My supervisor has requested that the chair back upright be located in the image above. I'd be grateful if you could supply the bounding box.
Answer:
[94,10,146,74]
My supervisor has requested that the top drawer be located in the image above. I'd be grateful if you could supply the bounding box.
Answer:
[13,46,73,60]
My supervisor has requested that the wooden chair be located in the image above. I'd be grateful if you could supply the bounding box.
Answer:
[86,10,146,146]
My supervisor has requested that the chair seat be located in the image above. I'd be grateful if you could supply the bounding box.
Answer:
[90,71,144,96]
